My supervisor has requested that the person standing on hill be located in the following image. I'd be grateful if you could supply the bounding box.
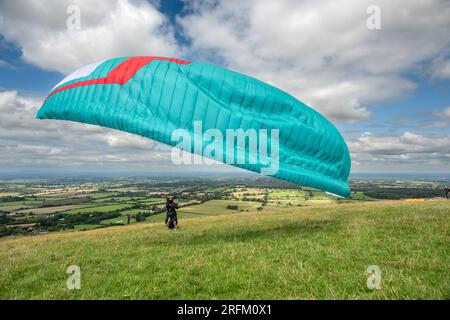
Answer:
[165,196,179,229]
[444,186,450,199]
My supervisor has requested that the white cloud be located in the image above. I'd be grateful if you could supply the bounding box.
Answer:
[0,0,180,74]
[103,132,154,149]
[430,56,450,80]
[428,107,450,128]
[350,131,450,154]
[439,107,450,120]
[348,131,450,171]
[178,0,450,122]
[0,59,14,69]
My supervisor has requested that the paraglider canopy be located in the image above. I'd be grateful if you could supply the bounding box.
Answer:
[36,56,351,197]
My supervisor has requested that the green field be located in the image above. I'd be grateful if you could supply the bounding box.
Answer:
[139,198,165,205]
[119,209,148,215]
[87,192,120,199]
[64,204,132,214]
[0,192,21,197]
[92,196,148,203]
[1,199,448,299]
[268,189,303,198]
[178,200,262,216]
[17,205,88,215]
[0,199,45,207]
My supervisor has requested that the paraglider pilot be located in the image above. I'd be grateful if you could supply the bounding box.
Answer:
[165,196,179,229]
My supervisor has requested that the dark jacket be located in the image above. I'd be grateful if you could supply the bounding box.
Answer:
[444,187,450,199]
[165,202,178,221]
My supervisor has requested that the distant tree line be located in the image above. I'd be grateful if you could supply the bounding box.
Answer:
[355,188,444,199]
[0,211,123,237]
[0,196,26,203]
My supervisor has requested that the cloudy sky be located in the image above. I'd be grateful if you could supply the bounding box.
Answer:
[0,0,449,176]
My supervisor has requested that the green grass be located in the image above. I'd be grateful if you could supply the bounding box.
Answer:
[100,217,134,225]
[73,224,103,231]
[143,211,215,223]
[0,200,449,299]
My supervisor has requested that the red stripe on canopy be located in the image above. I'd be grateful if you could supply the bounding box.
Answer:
[47,56,191,98]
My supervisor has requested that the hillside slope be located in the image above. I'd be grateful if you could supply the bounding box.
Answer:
[1,200,449,299]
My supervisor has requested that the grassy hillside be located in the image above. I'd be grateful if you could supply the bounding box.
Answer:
[1,200,449,299]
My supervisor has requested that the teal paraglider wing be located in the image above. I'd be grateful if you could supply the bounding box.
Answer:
[36,56,351,197]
